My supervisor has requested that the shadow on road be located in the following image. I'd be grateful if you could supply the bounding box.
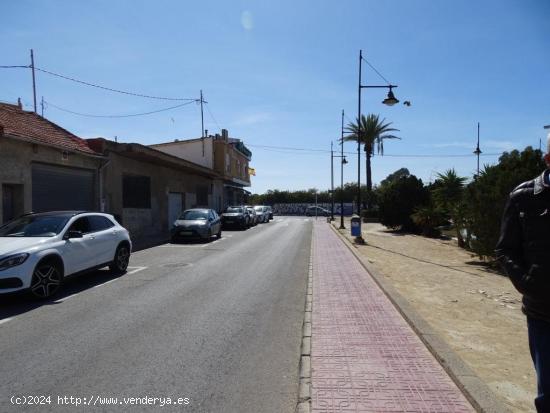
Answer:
[0,269,126,320]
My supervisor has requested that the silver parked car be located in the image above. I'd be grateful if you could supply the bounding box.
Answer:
[171,209,221,242]
[253,205,269,223]
[245,206,258,226]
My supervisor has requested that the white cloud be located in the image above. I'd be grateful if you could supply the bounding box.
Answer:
[483,140,516,151]
[428,141,473,149]
[241,11,254,30]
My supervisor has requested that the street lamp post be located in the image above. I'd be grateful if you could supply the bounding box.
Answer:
[331,141,334,221]
[331,133,348,228]
[355,49,401,244]
[473,122,482,177]
[340,109,347,229]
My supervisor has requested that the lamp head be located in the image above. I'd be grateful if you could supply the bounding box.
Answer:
[382,87,399,106]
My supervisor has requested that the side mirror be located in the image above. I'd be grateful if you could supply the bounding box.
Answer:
[64,230,83,240]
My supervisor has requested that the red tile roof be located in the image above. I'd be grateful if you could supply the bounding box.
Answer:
[0,102,99,155]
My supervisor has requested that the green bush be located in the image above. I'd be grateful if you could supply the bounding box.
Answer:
[465,147,545,259]
[377,174,430,232]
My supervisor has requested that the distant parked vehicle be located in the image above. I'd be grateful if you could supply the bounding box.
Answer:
[221,206,249,229]
[254,206,269,223]
[171,208,221,241]
[0,211,132,299]
[265,206,273,220]
[305,206,330,217]
[245,206,258,226]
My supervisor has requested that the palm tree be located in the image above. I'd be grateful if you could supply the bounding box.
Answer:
[343,114,400,202]
[432,169,467,247]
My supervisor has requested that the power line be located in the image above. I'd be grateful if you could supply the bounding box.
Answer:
[205,102,221,130]
[44,99,198,118]
[34,67,196,101]
[361,56,391,85]
[0,65,30,69]
[247,143,503,158]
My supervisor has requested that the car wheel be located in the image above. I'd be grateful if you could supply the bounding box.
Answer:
[30,259,63,299]
[110,244,130,274]
[217,229,222,239]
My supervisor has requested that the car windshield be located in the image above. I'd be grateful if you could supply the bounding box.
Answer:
[254,206,263,211]
[0,215,70,237]
[179,210,208,220]
[226,207,243,213]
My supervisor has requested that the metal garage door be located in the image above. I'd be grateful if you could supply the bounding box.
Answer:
[32,163,95,212]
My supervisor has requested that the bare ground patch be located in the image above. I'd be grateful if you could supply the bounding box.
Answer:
[335,219,535,413]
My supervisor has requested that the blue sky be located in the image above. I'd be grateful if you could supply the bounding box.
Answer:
[2,0,549,194]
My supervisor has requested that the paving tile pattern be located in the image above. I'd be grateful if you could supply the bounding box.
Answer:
[311,223,474,412]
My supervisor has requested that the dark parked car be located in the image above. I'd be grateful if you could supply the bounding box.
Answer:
[305,206,330,217]
[265,206,273,220]
[221,206,249,229]
[171,209,221,241]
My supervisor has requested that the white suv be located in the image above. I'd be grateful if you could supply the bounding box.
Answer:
[0,211,132,299]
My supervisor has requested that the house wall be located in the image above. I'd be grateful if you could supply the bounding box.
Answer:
[213,139,251,185]
[100,152,214,249]
[0,137,101,224]
[151,138,213,169]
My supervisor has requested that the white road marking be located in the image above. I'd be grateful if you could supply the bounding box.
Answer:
[0,318,13,326]
[54,267,147,303]
[54,293,80,303]
[127,266,147,275]
[206,237,227,247]
[159,244,204,248]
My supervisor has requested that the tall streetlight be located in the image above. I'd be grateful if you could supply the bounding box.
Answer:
[473,122,482,177]
[330,112,348,227]
[339,109,348,229]
[355,49,401,244]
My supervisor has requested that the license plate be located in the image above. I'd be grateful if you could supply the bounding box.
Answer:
[180,231,192,236]
[225,220,233,223]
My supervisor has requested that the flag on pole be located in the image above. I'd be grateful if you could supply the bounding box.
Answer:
[248,167,256,176]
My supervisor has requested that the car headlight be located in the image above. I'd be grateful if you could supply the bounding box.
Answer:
[0,253,30,271]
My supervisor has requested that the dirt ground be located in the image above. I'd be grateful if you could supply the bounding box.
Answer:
[333,219,536,413]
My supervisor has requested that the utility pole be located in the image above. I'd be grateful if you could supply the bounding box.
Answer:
[200,90,205,157]
[30,49,37,113]
[200,90,205,137]
[331,141,334,221]
[357,50,362,217]
[340,109,346,229]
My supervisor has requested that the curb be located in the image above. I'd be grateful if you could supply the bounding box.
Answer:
[328,222,513,413]
[296,232,313,413]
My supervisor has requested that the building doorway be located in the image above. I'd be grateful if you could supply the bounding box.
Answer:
[2,184,23,224]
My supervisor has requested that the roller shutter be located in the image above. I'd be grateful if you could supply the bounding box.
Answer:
[32,163,95,212]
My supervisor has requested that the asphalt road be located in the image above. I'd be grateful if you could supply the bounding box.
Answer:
[0,216,313,413]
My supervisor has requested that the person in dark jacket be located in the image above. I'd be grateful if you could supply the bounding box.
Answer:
[496,134,550,412]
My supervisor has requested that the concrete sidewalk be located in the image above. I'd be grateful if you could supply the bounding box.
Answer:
[311,221,475,412]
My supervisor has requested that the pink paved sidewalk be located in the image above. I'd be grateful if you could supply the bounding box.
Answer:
[311,222,475,412]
